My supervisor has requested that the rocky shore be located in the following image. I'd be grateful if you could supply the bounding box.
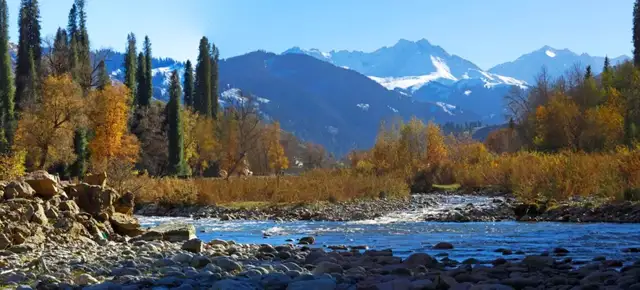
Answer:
[2,226,640,289]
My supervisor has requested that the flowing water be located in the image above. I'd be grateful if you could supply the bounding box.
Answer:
[137,195,640,263]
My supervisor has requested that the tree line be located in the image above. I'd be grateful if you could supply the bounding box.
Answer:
[0,0,310,180]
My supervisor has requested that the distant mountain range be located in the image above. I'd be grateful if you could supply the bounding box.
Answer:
[6,39,631,154]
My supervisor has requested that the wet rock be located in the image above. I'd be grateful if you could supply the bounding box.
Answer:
[24,171,62,198]
[148,222,196,242]
[211,279,259,290]
[522,255,554,268]
[313,261,343,274]
[433,242,454,250]
[182,239,204,253]
[299,236,315,245]
[404,253,438,268]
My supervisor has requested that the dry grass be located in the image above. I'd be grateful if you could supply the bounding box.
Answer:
[131,169,409,205]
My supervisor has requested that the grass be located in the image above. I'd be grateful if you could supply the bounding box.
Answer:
[433,184,461,191]
[131,169,409,206]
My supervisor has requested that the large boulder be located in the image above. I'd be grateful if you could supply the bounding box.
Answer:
[114,191,134,215]
[84,172,107,187]
[59,200,80,214]
[27,203,48,225]
[182,238,204,253]
[65,183,118,220]
[24,171,62,198]
[110,213,143,237]
[3,181,35,199]
[147,222,196,242]
[404,253,438,268]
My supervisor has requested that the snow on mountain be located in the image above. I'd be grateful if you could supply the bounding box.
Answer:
[436,102,457,116]
[489,45,630,84]
[284,39,527,91]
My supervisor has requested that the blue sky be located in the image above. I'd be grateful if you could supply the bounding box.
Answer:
[5,0,635,69]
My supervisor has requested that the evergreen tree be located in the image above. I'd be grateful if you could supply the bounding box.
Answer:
[142,36,153,106]
[167,70,186,176]
[136,52,147,107]
[0,0,15,150]
[67,3,77,37]
[585,65,592,80]
[96,60,109,90]
[123,33,137,100]
[15,0,41,110]
[74,0,90,93]
[50,27,71,76]
[602,56,614,89]
[67,3,78,78]
[210,43,219,119]
[195,37,212,117]
[635,0,640,66]
[183,60,194,108]
[70,128,87,178]
[604,56,610,73]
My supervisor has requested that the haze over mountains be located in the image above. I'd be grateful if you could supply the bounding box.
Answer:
[7,39,630,154]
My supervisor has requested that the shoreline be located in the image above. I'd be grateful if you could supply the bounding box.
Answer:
[135,191,640,224]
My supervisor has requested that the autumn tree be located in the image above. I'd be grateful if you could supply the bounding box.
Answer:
[425,121,448,166]
[86,84,139,172]
[533,92,581,151]
[218,92,261,177]
[14,75,85,169]
[182,108,217,176]
[131,102,168,176]
[265,121,289,175]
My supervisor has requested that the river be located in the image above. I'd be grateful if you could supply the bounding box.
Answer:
[137,195,640,264]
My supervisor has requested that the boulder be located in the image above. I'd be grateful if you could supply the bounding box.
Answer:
[0,233,11,250]
[182,239,204,253]
[404,253,438,268]
[4,181,35,199]
[312,261,343,274]
[148,222,196,242]
[287,279,337,290]
[28,203,48,225]
[433,242,454,250]
[66,183,117,220]
[110,213,143,237]
[84,172,107,187]
[132,231,164,241]
[24,170,61,198]
[522,255,554,268]
[114,191,135,215]
[298,236,315,245]
[59,200,80,214]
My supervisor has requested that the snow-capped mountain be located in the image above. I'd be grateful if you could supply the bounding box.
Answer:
[283,39,527,92]
[489,46,630,84]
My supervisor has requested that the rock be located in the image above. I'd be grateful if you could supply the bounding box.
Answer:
[84,172,107,187]
[8,243,35,253]
[312,261,343,274]
[148,222,196,242]
[0,233,12,250]
[133,231,164,241]
[16,286,33,290]
[114,191,135,215]
[110,213,143,237]
[259,244,276,253]
[213,257,243,272]
[211,279,259,290]
[24,170,61,198]
[182,239,204,253]
[299,236,315,245]
[469,285,514,290]
[433,242,454,250]
[172,253,193,264]
[75,273,99,286]
[404,253,438,268]
[59,200,80,214]
[554,247,570,255]
[4,181,35,199]
[287,278,337,290]
[209,239,228,246]
[522,255,554,268]
[29,203,48,225]
[66,183,118,220]
[190,255,211,268]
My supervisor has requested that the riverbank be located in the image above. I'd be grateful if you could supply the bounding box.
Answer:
[2,228,640,289]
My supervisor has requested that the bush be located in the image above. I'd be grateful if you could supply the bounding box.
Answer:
[0,151,26,181]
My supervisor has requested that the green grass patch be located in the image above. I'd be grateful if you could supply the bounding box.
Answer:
[433,184,461,191]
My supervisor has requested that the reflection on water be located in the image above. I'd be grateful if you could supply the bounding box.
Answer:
[138,215,640,263]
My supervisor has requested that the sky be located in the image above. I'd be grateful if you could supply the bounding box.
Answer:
[5,0,635,70]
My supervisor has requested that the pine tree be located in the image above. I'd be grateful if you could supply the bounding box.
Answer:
[604,56,610,73]
[96,60,109,89]
[135,52,146,107]
[210,43,219,119]
[602,56,614,89]
[74,0,90,93]
[142,36,153,106]
[183,60,194,108]
[15,0,41,110]
[585,65,592,80]
[123,33,137,100]
[0,0,15,151]
[167,70,186,176]
[67,3,78,78]
[70,128,87,177]
[195,37,212,117]
[635,0,640,66]
[50,28,71,76]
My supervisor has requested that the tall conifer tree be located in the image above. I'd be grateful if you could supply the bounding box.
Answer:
[635,0,640,66]
[124,33,137,100]
[142,36,153,106]
[183,60,194,108]
[210,43,219,119]
[167,70,186,176]
[135,51,147,107]
[0,0,15,150]
[96,60,109,90]
[195,37,212,117]
[15,0,41,110]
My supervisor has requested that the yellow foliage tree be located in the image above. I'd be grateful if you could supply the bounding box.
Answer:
[219,110,240,175]
[265,121,289,175]
[533,93,581,151]
[183,108,218,175]
[425,121,448,166]
[86,84,139,172]
[14,75,85,169]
